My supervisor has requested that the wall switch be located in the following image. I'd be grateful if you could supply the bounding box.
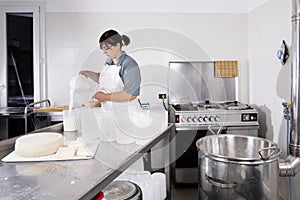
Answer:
[158,94,167,99]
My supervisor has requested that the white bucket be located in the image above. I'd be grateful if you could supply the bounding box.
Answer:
[145,178,161,200]
[80,107,101,141]
[69,75,94,105]
[151,172,167,199]
[95,107,116,142]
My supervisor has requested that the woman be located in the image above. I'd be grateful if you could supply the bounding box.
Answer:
[80,29,141,143]
[80,29,141,103]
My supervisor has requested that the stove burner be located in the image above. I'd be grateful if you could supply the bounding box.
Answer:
[172,100,251,112]
[173,104,198,111]
[223,101,250,110]
[196,100,221,110]
[198,103,221,110]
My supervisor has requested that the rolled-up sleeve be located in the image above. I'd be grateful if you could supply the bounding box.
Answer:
[120,56,141,96]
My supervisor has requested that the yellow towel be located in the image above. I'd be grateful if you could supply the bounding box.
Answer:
[215,60,238,78]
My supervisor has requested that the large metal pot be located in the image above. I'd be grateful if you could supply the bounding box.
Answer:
[196,135,281,200]
[102,181,142,200]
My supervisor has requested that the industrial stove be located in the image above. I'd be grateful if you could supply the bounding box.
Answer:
[168,61,259,185]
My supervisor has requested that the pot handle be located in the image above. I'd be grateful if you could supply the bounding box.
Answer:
[258,146,278,160]
[205,175,237,188]
[208,125,223,135]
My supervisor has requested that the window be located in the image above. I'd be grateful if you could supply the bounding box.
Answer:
[0,2,46,107]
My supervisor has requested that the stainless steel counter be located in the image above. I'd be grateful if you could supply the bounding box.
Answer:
[0,123,174,200]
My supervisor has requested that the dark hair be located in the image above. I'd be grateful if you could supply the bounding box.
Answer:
[99,29,130,49]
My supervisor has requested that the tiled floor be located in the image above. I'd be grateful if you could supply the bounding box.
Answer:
[171,183,198,200]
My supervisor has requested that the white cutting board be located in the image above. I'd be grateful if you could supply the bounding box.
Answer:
[2,134,99,163]
[1,151,93,162]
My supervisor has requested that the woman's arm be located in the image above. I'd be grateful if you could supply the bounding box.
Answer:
[93,90,137,102]
[80,70,100,83]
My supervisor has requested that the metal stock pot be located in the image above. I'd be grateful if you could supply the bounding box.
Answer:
[102,181,142,200]
[196,134,281,200]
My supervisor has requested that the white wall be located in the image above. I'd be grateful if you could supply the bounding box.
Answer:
[248,0,300,199]
[46,12,248,105]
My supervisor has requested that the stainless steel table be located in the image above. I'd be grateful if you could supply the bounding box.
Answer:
[0,123,174,200]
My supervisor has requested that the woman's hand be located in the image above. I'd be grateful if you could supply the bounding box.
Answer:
[93,90,136,102]
[79,70,90,78]
[93,92,111,102]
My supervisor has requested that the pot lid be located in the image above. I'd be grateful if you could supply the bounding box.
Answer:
[224,101,249,110]
[102,181,137,200]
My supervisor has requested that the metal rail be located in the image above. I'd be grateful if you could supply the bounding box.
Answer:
[24,99,51,133]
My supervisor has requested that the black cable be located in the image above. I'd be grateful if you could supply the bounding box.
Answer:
[162,99,168,111]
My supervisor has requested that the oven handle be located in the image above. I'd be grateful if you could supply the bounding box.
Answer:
[175,126,226,131]
[226,125,259,130]
[175,125,259,131]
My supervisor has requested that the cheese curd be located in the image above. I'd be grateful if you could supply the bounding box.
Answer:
[15,132,64,157]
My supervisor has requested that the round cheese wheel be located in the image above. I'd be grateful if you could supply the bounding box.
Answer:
[15,132,64,157]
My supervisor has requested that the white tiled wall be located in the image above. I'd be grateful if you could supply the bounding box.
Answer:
[46,12,248,106]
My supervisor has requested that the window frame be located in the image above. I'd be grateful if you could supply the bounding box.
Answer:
[0,1,46,107]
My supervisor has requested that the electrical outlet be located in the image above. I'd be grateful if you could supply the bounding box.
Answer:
[158,94,167,99]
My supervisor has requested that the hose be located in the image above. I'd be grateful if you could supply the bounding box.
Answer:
[287,119,293,200]
[282,102,293,200]
[162,98,168,111]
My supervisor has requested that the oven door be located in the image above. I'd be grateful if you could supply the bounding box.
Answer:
[226,125,259,137]
[171,128,226,186]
